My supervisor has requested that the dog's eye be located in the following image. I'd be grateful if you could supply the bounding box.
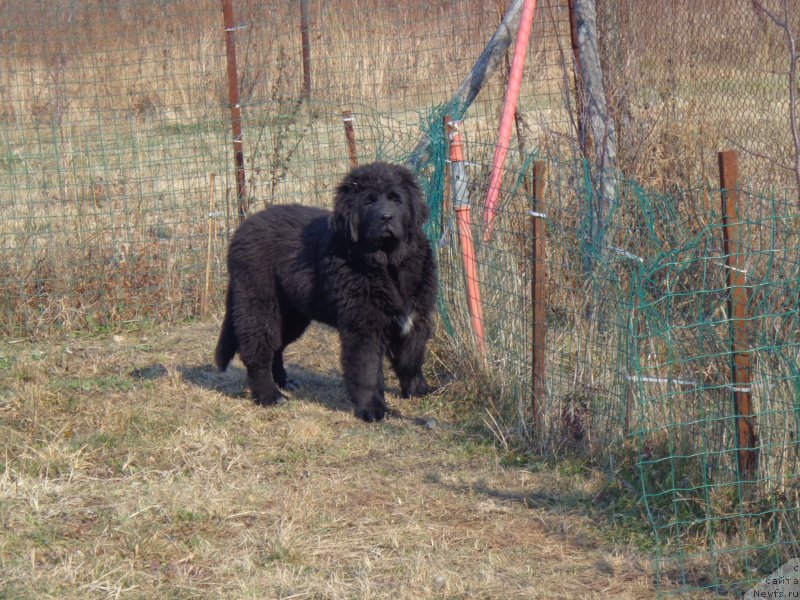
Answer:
[388,191,402,204]
[364,194,376,205]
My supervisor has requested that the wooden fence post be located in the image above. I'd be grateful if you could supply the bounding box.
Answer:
[531,161,547,430]
[342,111,358,168]
[718,150,757,479]
[221,0,247,221]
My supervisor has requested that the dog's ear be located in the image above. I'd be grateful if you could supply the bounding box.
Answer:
[398,166,429,229]
[333,179,359,243]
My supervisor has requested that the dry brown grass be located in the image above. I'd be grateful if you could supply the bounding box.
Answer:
[0,319,676,598]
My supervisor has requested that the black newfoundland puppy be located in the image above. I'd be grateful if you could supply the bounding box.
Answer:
[215,162,437,422]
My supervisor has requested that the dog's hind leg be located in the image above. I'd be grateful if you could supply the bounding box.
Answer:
[231,280,287,406]
[272,314,310,390]
[214,283,238,371]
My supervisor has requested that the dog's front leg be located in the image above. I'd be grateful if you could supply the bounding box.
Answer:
[389,314,434,398]
[340,331,386,422]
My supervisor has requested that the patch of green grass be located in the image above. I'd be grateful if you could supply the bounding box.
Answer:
[174,508,209,523]
[0,353,15,371]
[0,151,23,170]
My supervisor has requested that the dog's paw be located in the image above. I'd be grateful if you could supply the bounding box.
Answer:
[254,392,289,407]
[356,405,386,422]
[401,375,435,398]
[356,394,387,422]
[279,377,301,391]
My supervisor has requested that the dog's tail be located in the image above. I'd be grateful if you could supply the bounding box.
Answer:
[214,284,238,371]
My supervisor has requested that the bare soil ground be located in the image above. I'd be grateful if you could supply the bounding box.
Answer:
[1,321,664,598]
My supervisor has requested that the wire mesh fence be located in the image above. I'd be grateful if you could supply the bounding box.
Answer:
[0,1,234,333]
[1,0,798,596]
[627,179,800,595]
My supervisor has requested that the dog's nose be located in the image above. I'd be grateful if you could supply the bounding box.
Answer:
[380,212,394,223]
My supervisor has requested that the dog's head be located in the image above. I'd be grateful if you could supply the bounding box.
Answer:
[333,162,429,254]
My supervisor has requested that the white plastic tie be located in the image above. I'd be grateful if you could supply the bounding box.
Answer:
[608,246,644,263]
[626,374,697,386]
[715,262,748,275]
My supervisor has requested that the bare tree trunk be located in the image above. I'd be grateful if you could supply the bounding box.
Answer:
[573,0,618,249]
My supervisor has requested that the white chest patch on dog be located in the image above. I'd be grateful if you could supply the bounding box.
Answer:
[398,311,416,336]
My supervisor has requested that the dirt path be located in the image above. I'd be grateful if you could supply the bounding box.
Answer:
[1,322,659,598]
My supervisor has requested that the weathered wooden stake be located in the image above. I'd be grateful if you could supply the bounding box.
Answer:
[718,150,757,479]
[222,0,247,221]
[342,111,358,168]
[442,116,453,219]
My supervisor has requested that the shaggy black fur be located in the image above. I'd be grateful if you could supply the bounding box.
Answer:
[215,162,438,422]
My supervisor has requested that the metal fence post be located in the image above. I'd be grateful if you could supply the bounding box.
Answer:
[222,0,248,221]
[531,161,546,431]
[718,150,757,479]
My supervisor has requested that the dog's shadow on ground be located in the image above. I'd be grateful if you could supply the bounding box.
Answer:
[174,362,354,414]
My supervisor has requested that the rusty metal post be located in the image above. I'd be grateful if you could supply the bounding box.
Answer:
[222,0,247,221]
[300,0,313,100]
[531,161,546,430]
[718,150,757,479]
[342,111,358,168]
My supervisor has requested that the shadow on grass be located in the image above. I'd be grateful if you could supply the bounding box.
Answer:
[424,473,587,511]
[175,361,353,414]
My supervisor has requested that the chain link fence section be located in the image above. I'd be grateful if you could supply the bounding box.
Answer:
[598,0,800,194]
